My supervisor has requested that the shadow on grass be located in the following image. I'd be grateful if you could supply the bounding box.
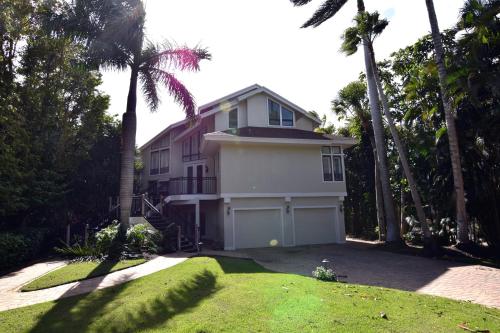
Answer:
[29,266,219,333]
[29,259,127,333]
[101,269,220,332]
[210,255,274,274]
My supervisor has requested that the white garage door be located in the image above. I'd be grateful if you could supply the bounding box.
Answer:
[234,208,283,249]
[293,207,337,246]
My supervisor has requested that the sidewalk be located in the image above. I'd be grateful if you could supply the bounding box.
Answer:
[0,253,191,312]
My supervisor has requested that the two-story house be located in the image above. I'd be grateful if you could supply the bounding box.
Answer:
[139,84,356,250]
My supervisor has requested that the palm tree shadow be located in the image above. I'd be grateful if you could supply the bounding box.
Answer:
[29,259,130,333]
[28,265,219,333]
[101,269,219,332]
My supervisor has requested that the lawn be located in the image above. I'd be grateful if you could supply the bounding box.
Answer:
[21,259,146,292]
[1,256,498,333]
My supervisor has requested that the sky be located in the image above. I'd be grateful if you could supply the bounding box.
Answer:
[99,0,465,147]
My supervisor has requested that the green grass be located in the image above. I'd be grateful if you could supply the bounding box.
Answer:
[21,259,146,292]
[1,256,498,333]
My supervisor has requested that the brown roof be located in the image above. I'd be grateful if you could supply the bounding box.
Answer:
[221,127,332,140]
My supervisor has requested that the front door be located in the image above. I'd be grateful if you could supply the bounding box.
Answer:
[185,163,204,194]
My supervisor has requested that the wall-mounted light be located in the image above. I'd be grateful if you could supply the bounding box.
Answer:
[286,205,290,214]
[227,206,231,216]
[340,203,343,213]
[205,165,209,173]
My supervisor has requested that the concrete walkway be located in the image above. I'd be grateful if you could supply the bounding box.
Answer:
[203,241,500,309]
[0,253,190,312]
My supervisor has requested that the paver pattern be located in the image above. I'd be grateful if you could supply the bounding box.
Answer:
[0,253,190,312]
[204,240,500,309]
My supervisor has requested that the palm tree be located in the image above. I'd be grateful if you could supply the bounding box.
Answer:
[83,0,210,231]
[290,0,400,241]
[332,81,386,240]
[341,11,434,248]
[424,0,469,245]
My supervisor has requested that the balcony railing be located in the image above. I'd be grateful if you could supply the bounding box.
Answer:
[169,177,217,195]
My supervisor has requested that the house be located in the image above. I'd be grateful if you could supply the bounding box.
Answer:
[138,84,357,250]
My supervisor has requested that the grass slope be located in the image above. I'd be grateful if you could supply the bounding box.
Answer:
[21,259,146,291]
[0,256,497,333]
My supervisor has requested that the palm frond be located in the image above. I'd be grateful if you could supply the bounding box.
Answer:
[341,26,361,55]
[290,0,314,6]
[153,68,196,118]
[139,68,160,111]
[144,43,211,72]
[301,0,349,28]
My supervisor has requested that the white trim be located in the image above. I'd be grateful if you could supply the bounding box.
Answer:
[166,194,218,203]
[291,205,338,246]
[203,134,356,146]
[198,84,260,112]
[232,207,284,249]
[220,192,346,198]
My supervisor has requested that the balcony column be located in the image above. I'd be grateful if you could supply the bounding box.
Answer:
[195,199,200,252]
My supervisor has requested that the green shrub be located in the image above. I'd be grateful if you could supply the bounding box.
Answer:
[95,222,119,254]
[126,224,161,254]
[54,243,101,259]
[0,228,51,271]
[312,266,337,282]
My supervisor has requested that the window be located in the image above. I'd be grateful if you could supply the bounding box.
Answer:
[268,99,294,127]
[322,146,343,181]
[268,100,281,125]
[150,148,169,175]
[229,108,238,129]
[182,128,206,162]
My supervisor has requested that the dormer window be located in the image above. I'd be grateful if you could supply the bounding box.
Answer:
[268,99,294,127]
[229,108,238,129]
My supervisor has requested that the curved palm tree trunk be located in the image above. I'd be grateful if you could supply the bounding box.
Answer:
[362,42,399,241]
[425,0,469,244]
[357,0,399,242]
[368,44,431,240]
[119,67,139,232]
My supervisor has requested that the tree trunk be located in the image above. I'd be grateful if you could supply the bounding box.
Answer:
[362,42,399,242]
[119,67,139,232]
[425,0,469,244]
[374,154,386,241]
[368,44,431,240]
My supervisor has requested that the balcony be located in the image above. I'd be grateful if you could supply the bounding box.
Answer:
[168,177,217,195]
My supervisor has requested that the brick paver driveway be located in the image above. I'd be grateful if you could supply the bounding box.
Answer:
[208,240,500,309]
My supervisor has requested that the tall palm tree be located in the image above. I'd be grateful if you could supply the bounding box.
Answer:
[332,81,386,240]
[290,0,400,241]
[83,0,210,231]
[424,0,469,245]
[341,11,433,248]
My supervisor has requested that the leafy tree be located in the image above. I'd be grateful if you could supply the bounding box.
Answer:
[425,0,469,244]
[290,0,400,241]
[341,11,434,250]
[74,0,210,231]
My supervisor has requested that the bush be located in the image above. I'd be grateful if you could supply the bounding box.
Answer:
[126,224,161,254]
[312,266,337,282]
[54,243,101,259]
[0,228,51,271]
[94,222,119,254]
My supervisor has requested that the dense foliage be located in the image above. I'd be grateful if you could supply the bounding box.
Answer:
[0,1,120,234]
[340,0,499,250]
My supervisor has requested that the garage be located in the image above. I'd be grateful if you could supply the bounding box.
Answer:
[233,208,283,249]
[293,206,337,246]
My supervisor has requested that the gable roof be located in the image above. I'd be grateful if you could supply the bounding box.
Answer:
[140,84,322,150]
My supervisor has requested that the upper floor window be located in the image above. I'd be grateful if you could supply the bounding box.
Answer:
[229,108,238,129]
[150,148,170,175]
[268,99,294,127]
[322,146,343,181]
[182,128,206,162]
[149,134,170,175]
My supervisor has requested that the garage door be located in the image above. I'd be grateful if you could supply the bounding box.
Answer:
[293,207,337,246]
[234,208,283,249]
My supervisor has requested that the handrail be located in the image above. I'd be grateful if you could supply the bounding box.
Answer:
[143,196,161,215]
